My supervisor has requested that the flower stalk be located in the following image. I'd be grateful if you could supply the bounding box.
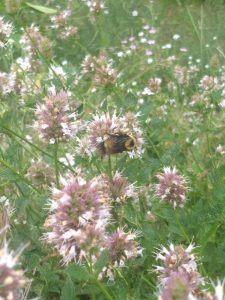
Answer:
[54,140,60,188]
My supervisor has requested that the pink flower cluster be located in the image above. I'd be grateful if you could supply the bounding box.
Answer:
[0,244,26,300]
[81,51,119,89]
[27,160,54,186]
[0,17,13,48]
[96,171,137,203]
[44,176,110,264]
[51,10,78,39]
[155,167,188,208]
[44,175,142,274]
[34,90,79,144]
[155,243,203,300]
[5,0,21,13]
[20,25,52,72]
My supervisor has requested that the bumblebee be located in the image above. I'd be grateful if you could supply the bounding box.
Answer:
[100,133,136,155]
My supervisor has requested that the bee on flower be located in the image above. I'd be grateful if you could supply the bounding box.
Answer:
[76,111,144,158]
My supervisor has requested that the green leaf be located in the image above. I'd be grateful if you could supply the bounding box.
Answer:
[76,103,84,114]
[25,2,57,14]
[65,263,90,281]
[32,282,45,297]
[95,250,109,273]
[199,223,219,247]
[60,276,75,300]
[0,168,19,181]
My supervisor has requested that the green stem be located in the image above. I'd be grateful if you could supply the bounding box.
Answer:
[88,258,96,300]
[174,210,190,244]
[1,126,48,155]
[175,0,182,5]
[200,5,204,59]
[107,155,112,181]
[54,141,60,188]
[5,131,39,159]
[85,257,113,300]
[92,159,102,174]
[23,26,67,90]
[1,126,74,172]
[0,158,40,193]
[92,278,113,300]
[91,288,96,300]
[147,134,161,160]
[185,5,200,42]
[141,275,156,291]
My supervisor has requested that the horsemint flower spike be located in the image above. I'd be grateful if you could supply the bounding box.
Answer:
[155,167,188,208]
[0,17,13,48]
[26,160,55,187]
[96,171,137,203]
[0,243,26,300]
[154,243,202,289]
[99,228,143,281]
[158,270,194,300]
[44,176,111,264]
[197,281,225,300]
[5,0,21,13]
[106,228,143,266]
[34,90,79,144]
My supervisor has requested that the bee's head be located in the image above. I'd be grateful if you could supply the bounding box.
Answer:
[124,136,136,151]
